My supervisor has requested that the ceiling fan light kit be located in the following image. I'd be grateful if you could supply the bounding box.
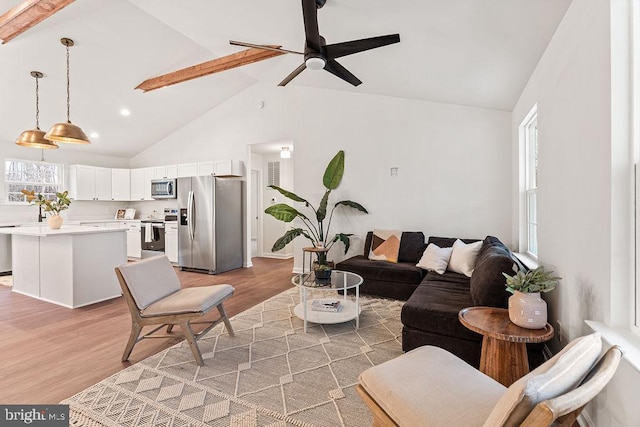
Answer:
[15,71,59,150]
[44,37,90,145]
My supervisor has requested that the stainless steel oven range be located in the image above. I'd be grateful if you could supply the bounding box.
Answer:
[140,220,165,251]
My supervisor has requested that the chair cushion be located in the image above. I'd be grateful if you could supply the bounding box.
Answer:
[483,332,602,427]
[141,284,234,316]
[360,345,506,427]
[118,255,181,309]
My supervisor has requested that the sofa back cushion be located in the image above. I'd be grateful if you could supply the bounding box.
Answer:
[363,231,426,263]
[427,236,481,249]
[469,236,515,308]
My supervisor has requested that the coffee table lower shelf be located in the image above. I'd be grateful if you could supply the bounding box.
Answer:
[293,298,362,325]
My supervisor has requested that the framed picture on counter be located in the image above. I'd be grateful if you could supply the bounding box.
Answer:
[115,209,126,220]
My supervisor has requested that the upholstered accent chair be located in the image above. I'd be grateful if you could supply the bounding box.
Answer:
[115,255,235,366]
[357,333,621,426]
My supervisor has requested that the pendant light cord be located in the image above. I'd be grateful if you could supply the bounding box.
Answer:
[66,43,71,123]
[34,74,40,129]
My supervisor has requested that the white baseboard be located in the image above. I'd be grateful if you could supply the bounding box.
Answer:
[261,254,294,260]
[243,261,253,268]
[292,267,303,274]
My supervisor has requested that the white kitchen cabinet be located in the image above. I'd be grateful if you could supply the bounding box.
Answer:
[112,169,131,201]
[154,166,167,179]
[197,161,214,176]
[165,164,178,179]
[125,221,141,258]
[130,168,154,201]
[177,163,198,178]
[214,160,244,177]
[69,165,112,200]
[165,222,178,263]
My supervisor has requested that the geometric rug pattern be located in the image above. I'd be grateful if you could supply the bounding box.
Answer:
[63,287,404,426]
[0,275,12,287]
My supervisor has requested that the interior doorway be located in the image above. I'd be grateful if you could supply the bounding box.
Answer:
[250,169,260,258]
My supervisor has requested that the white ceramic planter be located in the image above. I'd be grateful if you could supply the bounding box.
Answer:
[508,290,547,329]
[47,214,63,230]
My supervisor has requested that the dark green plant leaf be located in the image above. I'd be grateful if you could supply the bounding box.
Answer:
[317,190,330,222]
[265,204,306,222]
[271,228,313,251]
[323,150,345,190]
[268,185,308,204]
[335,200,369,214]
[332,233,353,254]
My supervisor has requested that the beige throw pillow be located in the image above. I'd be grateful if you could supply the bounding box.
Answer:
[482,332,603,427]
[369,230,402,263]
[416,243,453,274]
[448,239,483,277]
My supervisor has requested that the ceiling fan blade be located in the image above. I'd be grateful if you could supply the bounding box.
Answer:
[323,59,362,86]
[302,0,322,52]
[278,63,307,87]
[324,34,400,59]
[136,47,285,92]
[229,40,302,55]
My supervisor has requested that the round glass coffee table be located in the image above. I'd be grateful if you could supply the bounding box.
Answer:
[291,270,363,333]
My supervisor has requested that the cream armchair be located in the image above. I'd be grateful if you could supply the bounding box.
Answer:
[115,255,235,366]
[357,333,621,427]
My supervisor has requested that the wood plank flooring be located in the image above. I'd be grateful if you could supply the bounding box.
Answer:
[0,257,294,404]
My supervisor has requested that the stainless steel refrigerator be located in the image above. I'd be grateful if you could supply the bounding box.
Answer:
[178,176,243,274]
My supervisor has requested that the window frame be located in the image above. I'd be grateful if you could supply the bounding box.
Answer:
[632,0,640,335]
[520,105,539,259]
[4,158,65,205]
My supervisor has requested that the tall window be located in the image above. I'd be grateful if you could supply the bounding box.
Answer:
[4,159,63,203]
[522,107,538,257]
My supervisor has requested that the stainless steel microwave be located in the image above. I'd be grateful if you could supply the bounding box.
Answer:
[151,178,177,199]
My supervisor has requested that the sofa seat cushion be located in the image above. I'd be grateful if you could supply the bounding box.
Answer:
[401,279,480,342]
[336,256,424,284]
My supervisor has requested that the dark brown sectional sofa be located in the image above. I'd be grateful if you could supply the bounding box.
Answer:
[336,232,537,368]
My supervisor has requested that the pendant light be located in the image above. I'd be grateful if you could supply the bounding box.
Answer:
[15,71,59,150]
[44,37,90,144]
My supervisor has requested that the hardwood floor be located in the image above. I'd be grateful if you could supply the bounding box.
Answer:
[0,257,294,404]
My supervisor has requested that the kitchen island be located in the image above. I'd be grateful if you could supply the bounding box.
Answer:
[0,225,127,308]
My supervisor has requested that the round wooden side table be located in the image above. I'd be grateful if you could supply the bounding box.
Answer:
[459,307,554,386]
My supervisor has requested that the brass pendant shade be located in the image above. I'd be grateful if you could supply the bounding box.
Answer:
[45,121,89,144]
[15,71,59,150]
[44,37,90,145]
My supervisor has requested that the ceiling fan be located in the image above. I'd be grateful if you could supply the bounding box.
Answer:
[136,0,400,92]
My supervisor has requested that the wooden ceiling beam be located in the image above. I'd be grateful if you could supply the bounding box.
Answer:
[135,47,286,92]
[0,0,75,44]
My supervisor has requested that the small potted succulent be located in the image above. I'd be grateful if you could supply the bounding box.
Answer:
[503,266,560,329]
[21,190,71,230]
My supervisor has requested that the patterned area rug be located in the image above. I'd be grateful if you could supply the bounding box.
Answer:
[0,275,12,287]
[63,287,404,426]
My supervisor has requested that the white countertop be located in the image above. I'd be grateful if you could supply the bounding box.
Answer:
[0,225,126,237]
[0,219,143,227]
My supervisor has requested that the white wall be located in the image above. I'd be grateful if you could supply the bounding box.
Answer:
[131,81,512,272]
[0,144,130,223]
[511,0,638,425]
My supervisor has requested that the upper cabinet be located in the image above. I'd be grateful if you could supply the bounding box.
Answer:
[68,160,244,202]
[112,169,131,201]
[69,165,112,201]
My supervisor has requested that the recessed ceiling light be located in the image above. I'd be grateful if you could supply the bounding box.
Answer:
[120,108,131,116]
[90,132,99,138]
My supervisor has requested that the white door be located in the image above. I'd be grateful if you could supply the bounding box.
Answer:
[251,169,260,258]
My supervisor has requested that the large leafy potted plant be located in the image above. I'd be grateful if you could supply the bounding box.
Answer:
[265,150,368,276]
[503,266,560,329]
[21,189,71,230]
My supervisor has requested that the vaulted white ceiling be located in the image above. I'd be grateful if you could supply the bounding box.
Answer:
[0,0,571,158]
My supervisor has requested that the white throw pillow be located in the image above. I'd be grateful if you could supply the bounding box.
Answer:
[448,239,483,277]
[416,244,453,274]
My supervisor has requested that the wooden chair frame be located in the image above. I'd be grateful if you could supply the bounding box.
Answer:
[115,267,234,366]
[357,345,622,427]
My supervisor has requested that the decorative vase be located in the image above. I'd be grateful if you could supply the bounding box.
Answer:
[508,291,547,329]
[47,214,63,230]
